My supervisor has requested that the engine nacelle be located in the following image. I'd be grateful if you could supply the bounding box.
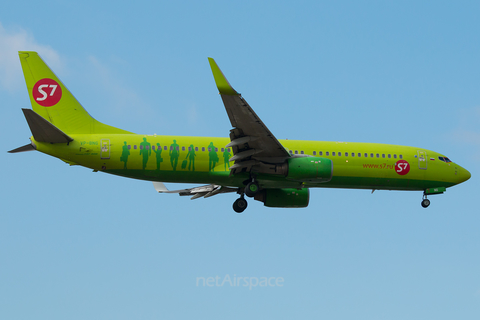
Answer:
[254,188,309,208]
[285,157,332,182]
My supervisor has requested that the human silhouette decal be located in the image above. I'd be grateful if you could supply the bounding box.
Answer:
[154,143,163,170]
[185,144,196,171]
[223,148,231,171]
[139,137,151,170]
[169,139,180,171]
[120,141,130,169]
[208,142,219,171]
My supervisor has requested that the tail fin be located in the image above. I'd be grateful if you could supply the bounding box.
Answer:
[18,51,131,134]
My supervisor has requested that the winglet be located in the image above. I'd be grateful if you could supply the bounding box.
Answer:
[208,58,238,96]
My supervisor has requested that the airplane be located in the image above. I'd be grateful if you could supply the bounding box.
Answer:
[9,51,471,213]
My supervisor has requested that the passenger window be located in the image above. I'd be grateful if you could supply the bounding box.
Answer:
[227,148,231,152]
[358,153,361,157]
[399,154,403,159]
[140,145,143,150]
[326,152,330,156]
[319,151,323,156]
[195,147,198,151]
[351,152,354,157]
[382,154,385,158]
[301,151,304,154]
[295,150,298,154]
[388,154,391,158]
[202,147,205,152]
[370,153,373,158]
[289,150,293,154]
[221,148,224,152]
[313,151,316,155]
[338,152,342,156]
[128,145,131,149]
[376,154,380,158]
[394,154,397,159]
[134,145,137,150]
[164,146,167,151]
[215,148,218,152]
[152,146,155,150]
[182,146,185,151]
[332,152,336,156]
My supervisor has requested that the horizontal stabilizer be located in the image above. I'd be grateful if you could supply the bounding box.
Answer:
[8,143,36,153]
[22,109,73,143]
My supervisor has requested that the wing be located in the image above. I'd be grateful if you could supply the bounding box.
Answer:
[208,58,291,175]
[153,182,238,200]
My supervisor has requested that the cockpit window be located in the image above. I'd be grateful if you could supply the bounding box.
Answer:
[438,156,452,163]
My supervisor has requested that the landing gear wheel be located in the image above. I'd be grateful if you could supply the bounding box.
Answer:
[421,199,430,208]
[233,197,248,213]
[245,181,260,198]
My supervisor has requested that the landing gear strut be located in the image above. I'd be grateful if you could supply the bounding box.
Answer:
[233,195,248,213]
[421,193,431,208]
[233,178,260,213]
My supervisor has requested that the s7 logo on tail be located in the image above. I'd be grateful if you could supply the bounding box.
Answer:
[33,78,62,107]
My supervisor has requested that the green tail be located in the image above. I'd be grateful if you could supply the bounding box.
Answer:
[19,51,131,135]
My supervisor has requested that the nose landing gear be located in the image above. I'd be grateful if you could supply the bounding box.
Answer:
[421,187,446,208]
[421,193,431,208]
[421,198,431,208]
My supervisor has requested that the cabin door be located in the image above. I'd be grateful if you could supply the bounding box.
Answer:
[417,150,427,170]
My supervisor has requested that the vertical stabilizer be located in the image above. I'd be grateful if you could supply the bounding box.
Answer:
[18,51,131,134]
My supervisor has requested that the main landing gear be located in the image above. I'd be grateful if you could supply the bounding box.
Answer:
[421,193,431,208]
[245,180,260,198]
[233,195,248,213]
[232,179,260,213]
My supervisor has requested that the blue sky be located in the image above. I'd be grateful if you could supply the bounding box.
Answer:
[1,1,479,319]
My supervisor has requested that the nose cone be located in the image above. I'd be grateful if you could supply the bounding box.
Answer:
[457,166,471,184]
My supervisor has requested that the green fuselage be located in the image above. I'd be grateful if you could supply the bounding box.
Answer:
[33,134,471,191]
